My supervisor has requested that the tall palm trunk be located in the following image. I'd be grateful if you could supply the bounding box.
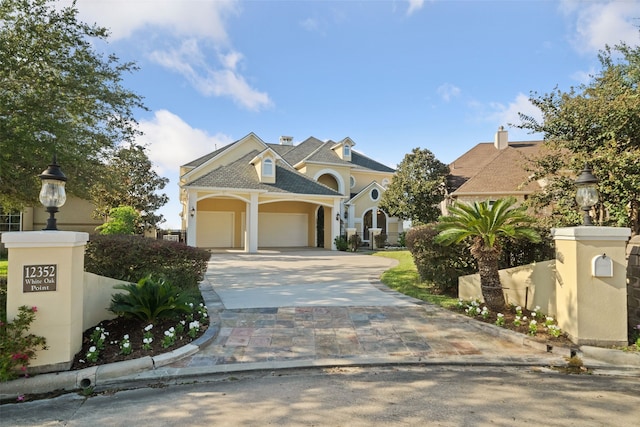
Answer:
[471,242,506,311]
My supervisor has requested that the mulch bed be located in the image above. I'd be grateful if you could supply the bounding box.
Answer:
[71,314,209,370]
[452,304,575,347]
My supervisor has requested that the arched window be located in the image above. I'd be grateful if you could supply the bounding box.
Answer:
[263,158,274,176]
[343,144,351,157]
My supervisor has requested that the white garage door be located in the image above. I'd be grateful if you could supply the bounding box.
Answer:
[197,212,234,247]
[259,213,308,247]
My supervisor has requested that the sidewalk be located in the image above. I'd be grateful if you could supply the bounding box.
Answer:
[1,250,639,400]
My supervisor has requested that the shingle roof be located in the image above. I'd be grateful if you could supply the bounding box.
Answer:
[449,141,545,195]
[268,136,395,172]
[350,151,396,173]
[185,150,341,196]
[182,140,241,168]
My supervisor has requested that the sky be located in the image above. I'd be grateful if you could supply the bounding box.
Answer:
[63,0,640,229]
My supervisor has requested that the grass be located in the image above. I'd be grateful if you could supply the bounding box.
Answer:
[0,258,7,277]
[373,250,458,308]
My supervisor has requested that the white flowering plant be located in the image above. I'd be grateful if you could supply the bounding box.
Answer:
[76,297,209,367]
[455,298,564,341]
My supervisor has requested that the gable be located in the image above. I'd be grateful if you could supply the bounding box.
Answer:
[181,133,268,184]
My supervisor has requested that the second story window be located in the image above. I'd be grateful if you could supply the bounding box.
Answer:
[343,144,351,157]
[263,158,274,176]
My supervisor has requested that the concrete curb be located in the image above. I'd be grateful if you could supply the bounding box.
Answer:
[580,345,640,367]
[0,319,220,401]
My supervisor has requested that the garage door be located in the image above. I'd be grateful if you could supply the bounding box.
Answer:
[259,213,308,247]
[197,212,234,247]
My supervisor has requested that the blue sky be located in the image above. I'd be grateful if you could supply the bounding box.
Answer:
[66,0,640,229]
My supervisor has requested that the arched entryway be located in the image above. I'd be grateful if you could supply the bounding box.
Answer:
[363,209,388,243]
[316,206,324,247]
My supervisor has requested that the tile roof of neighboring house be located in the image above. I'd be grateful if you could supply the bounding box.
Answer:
[185,150,341,196]
[449,141,545,195]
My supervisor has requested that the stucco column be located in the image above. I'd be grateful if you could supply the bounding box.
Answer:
[186,191,197,247]
[552,226,631,346]
[369,228,382,249]
[246,192,259,253]
[1,231,89,372]
[331,199,341,250]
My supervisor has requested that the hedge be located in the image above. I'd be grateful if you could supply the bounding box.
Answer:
[84,235,211,292]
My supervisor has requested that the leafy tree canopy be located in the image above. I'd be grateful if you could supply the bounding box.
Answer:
[96,206,140,235]
[0,0,145,210]
[90,144,169,229]
[518,41,640,234]
[378,147,449,224]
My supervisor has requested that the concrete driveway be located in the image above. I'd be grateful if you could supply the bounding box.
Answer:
[205,249,416,309]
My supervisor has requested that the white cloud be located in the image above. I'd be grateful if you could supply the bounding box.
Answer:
[70,0,238,42]
[487,93,544,140]
[571,67,596,85]
[560,0,640,53]
[436,83,461,102]
[137,110,233,175]
[149,40,273,111]
[407,0,426,16]
[68,0,270,111]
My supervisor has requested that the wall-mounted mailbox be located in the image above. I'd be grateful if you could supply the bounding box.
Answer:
[592,254,613,278]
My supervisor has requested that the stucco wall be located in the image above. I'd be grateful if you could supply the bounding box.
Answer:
[83,272,127,330]
[26,196,102,233]
[459,260,557,315]
[628,236,640,333]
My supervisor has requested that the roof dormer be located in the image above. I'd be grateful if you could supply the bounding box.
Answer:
[331,137,355,161]
[250,148,280,184]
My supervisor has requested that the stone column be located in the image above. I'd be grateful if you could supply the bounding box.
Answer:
[552,226,631,346]
[1,231,89,372]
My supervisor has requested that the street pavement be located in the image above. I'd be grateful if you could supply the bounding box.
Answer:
[1,249,639,404]
[3,366,640,426]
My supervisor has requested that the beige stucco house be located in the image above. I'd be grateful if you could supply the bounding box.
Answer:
[1,196,102,234]
[179,133,402,252]
[443,127,547,212]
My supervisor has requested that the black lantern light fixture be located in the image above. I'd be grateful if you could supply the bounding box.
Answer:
[575,163,599,226]
[190,206,195,217]
[39,155,67,230]
[335,213,341,221]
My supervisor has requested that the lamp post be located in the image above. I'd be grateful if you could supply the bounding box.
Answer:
[39,155,67,230]
[575,163,599,226]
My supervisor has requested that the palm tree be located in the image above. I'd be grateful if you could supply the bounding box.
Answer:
[435,197,541,311]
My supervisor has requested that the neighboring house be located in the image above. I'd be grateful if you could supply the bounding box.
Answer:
[179,133,402,252]
[0,196,103,234]
[443,127,547,213]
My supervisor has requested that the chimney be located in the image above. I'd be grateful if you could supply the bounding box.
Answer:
[494,126,508,150]
[279,136,293,146]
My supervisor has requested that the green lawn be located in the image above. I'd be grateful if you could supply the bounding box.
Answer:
[373,250,458,308]
[0,259,7,277]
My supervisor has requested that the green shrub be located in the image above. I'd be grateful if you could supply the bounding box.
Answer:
[499,227,555,269]
[0,306,47,381]
[96,206,141,235]
[109,275,194,322]
[349,234,362,252]
[84,235,210,292]
[405,224,476,295]
[334,235,348,251]
[374,233,387,249]
[398,232,406,247]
